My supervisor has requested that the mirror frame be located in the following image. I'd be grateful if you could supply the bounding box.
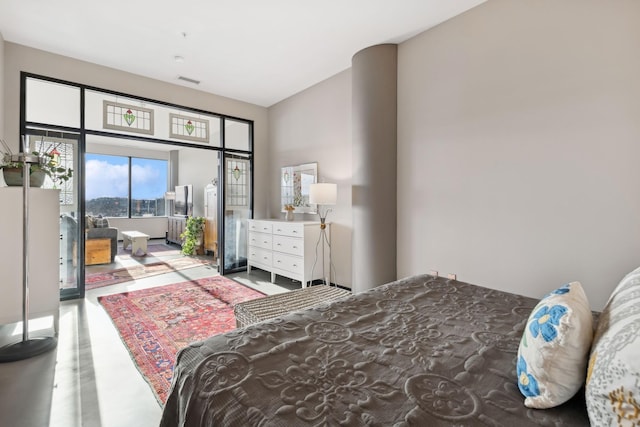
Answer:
[281,162,318,214]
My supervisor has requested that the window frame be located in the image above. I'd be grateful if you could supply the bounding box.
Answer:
[85,153,168,218]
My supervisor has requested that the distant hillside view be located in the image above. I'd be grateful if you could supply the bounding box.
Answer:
[85,154,168,218]
[86,197,166,218]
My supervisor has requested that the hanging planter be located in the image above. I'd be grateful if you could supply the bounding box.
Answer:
[2,167,47,187]
[1,148,73,188]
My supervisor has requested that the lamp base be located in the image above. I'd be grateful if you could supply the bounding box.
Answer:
[0,337,57,363]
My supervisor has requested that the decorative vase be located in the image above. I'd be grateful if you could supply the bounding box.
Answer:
[285,210,294,221]
[2,168,46,187]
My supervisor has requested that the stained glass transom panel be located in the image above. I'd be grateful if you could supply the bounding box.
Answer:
[103,100,154,135]
[169,113,209,143]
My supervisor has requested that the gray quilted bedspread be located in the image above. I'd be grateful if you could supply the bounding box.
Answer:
[160,275,590,426]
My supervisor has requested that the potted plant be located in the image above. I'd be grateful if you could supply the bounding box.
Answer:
[180,216,205,256]
[1,139,73,187]
[284,204,295,221]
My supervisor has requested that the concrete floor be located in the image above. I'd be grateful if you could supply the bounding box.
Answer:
[0,242,299,427]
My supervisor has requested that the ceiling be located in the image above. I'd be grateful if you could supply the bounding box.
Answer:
[0,0,485,107]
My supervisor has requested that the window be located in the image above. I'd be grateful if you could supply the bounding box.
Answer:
[225,119,251,150]
[86,154,167,217]
[26,77,80,128]
[131,158,168,217]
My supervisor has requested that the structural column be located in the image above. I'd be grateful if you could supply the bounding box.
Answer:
[351,44,397,293]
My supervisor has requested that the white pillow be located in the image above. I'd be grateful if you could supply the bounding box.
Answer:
[586,267,640,425]
[516,281,593,408]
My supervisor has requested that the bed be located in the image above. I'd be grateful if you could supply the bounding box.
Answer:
[160,274,591,426]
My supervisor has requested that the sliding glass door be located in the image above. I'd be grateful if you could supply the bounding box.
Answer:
[220,154,252,274]
[26,133,81,300]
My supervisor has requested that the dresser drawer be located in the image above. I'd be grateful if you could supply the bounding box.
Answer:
[249,220,273,234]
[248,246,272,267]
[272,222,304,238]
[247,220,325,287]
[272,252,304,276]
[273,235,304,257]
[248,231,272,250]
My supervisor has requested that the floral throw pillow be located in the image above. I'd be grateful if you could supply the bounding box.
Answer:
[516,281,593,408]
[586,267,640,425]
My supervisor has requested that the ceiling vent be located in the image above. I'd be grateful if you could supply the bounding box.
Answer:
[177,75,200,85]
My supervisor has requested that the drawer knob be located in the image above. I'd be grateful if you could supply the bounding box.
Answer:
[293,246,298,249]
[293,264,298,267]
[264,241,268,244]
[277,260,281,263]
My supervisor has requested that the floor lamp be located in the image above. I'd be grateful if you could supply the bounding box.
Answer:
[0,148,57,362]
[309,183,337,286]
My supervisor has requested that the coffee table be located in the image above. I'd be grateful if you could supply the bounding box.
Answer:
[121,230,150,256]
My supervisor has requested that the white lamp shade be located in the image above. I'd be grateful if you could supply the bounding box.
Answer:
[309,183,337,205]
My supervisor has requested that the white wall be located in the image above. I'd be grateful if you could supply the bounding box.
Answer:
[3,42,270,219]
[0,32,4,138]
[177,147,218,217]
[268,69,352,287]
[397,0,640,309]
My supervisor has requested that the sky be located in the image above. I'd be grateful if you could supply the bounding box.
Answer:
[85,154,168,200]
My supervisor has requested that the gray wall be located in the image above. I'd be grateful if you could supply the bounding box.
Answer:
[2,42,270,219]
[351,44,397,293]
[267,0,640,309]
[397,0,640,309]
[268,69,353,287]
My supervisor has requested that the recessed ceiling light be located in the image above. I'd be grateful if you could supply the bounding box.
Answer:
[174,55,185,63]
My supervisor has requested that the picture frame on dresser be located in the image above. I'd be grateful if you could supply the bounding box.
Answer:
[247,219,329,287]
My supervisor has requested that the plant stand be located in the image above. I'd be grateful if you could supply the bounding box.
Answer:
[0,153,57,363]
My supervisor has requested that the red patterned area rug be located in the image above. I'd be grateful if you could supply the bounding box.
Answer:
[98,276,265,404]
[85,257,213,290]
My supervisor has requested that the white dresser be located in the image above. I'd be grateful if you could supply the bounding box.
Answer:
[247,219,329,287]
[0,188,60,332]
